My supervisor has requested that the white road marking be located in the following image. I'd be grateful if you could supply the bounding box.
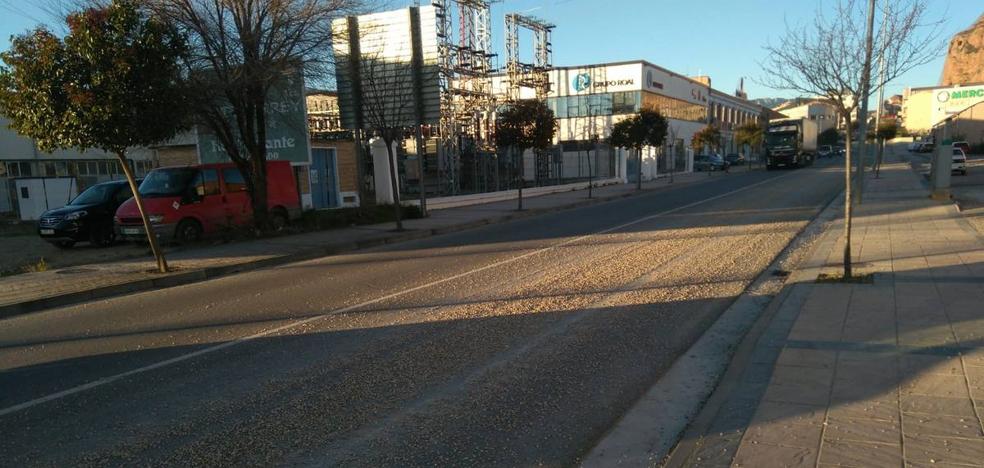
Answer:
[0,172,797,418]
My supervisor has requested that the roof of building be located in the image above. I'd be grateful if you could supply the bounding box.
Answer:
[547,59,768,111]
[906,81,984,92]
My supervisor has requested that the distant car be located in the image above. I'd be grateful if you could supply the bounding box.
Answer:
[694,154,729,172]
[953,148,968,175]
[38,180,137,248]
[817,145,833,158]
[916,142,935,153]
[953,141,971,155]
[724,153,746,166]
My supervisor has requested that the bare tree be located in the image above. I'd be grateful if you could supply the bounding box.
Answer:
[333,11,439,230]
[357,55,418,230]
[760,0,943,278]
[139,0,366,230]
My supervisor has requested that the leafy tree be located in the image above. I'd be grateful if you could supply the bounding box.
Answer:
[818,127,840,146]
[691,124,722,154]
[0,0,188,273]
[609,108,668,190]
[735,121,765,156]
[496,100,557,210]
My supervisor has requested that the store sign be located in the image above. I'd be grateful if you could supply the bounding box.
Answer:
[930,85,984,126]
[198,73,311,164]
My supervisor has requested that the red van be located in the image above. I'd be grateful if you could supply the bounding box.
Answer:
[115,161,301,243]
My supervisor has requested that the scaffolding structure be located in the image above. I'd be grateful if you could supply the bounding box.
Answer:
[432,0,496,195]
[504,13,554,102]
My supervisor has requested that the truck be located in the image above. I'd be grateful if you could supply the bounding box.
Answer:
[764,118,818,169]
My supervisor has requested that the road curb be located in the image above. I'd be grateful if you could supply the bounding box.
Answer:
[0,175,729,320]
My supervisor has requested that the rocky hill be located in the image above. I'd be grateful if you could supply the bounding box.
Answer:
[942,13,984,85]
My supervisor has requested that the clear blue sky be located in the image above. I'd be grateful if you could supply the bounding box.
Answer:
[2,0,980,102]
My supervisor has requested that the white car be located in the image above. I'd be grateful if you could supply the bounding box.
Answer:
[953,148,968,175]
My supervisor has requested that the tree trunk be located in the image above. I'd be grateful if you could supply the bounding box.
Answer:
[383,136,404,231]
[117,151,168,273]
[636,147,642,190]
[416,126,428,217]
[875,138,885,178]
[516,146,524,211]
[249,87,271,231]
[588,140,595,199]
[843,117,854,279]
[248,157,270,232]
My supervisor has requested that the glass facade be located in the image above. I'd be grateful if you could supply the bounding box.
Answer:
[548,91,706,123]
[547,91,641,118]
[642,92,707,122]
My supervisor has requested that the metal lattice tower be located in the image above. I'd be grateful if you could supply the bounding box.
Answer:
[431,0,496,195]
[505,13,554,102]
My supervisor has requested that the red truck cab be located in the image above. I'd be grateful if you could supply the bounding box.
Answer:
[115,161,301,243]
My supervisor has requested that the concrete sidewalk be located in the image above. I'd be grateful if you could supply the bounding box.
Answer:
[666,152,984,466]
[0,169,725,317]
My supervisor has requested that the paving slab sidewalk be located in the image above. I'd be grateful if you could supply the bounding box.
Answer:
[666,150,984,467]
[0,170,723,317]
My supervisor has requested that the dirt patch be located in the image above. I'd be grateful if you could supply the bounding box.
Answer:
[0,235,152,276]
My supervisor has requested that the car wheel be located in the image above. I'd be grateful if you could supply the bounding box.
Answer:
[90,224,116,247]
[53,240,76,249]
[175,219,202,244]
[271,209,288,231]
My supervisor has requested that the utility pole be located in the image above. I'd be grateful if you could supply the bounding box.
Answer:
[856,0,876,204]
[874,1,889,178]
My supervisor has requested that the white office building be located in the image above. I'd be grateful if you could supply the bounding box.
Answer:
[493,60,767,183]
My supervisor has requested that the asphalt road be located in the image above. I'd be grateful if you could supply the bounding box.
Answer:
[0,162,843,467]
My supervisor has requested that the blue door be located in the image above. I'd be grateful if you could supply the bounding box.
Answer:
[311,148,339,209]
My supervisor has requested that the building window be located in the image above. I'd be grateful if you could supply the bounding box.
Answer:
[612,91,640,114]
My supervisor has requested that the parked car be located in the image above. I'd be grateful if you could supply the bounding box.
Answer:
[115,161,301,244]
[953,148,968,175]
[724,153,746,166]
[694,154,729,172]
[953,141,971,155]
[915,142,935,153]
[38,179,138,248]
[817,145,834,158]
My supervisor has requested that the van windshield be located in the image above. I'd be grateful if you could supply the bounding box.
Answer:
[139,168,199,198]
[69,184,115,205]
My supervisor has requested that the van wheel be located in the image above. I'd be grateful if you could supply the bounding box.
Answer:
[271,209,288,231]
[175,219,202,244]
